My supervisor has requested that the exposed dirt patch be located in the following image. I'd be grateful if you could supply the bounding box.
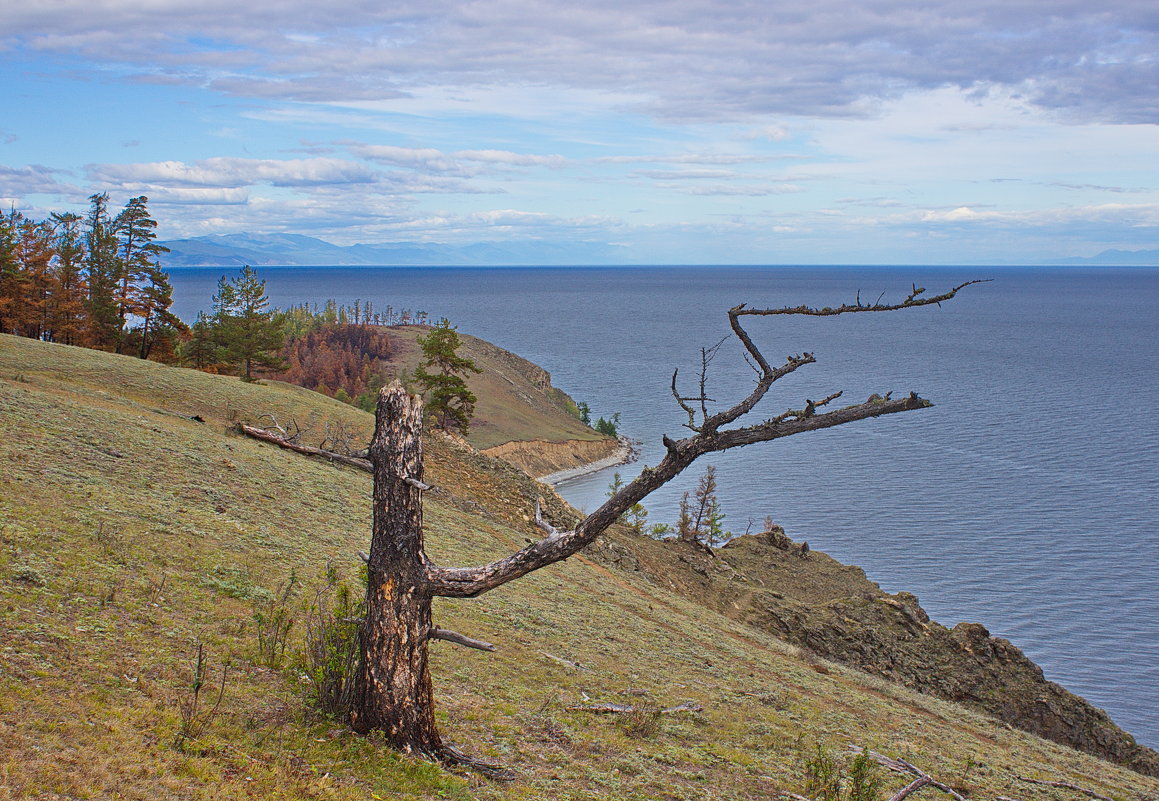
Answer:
[481,437,623,478]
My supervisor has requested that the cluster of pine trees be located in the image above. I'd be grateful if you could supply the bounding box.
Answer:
[0,194,182,359]
[0,195,486,434]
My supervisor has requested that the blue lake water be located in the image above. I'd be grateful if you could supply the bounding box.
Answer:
[169,265,1159,747]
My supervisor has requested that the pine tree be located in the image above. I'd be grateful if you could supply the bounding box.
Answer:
[0,209,21,335]
[413,318,482,434]
[83,193,121,350]
[181,311,221,369]
[134,261,183,360]
[691,465,726,547]
[48,211,87,345]
[113,196,169,354]
[213,265,286,381]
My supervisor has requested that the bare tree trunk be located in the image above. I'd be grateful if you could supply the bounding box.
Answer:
[349,383,443,757]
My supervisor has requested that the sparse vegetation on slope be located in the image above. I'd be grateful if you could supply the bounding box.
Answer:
[1,333,1156,800]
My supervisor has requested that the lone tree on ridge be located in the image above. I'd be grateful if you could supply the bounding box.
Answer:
[412,318,482,434]
[349,281,985,771]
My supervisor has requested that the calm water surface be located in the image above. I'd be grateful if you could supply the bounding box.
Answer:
[171,265,1159,747]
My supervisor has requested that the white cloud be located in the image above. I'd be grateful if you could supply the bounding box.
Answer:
[912,202,1159,228]
[86,157,377,188]
[6,0,1159,123]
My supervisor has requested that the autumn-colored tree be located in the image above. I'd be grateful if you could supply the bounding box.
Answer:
[273,324,393,401]
[413,318,482,434]
[0,209,21,335]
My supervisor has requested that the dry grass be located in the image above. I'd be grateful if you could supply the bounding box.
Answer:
[1,333,1157,800]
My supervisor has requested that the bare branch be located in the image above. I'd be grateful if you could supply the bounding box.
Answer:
[671,368,700,431]
[239,423,373,472]
[426,393,929,598]
[542,652,591,671]
[566,701,702,714]
[735,279,990,318]
[534,500,570,540]
[851,747,967,801]
[887,776,934,801]
[429,627,496,652]
[423,283,979,599]
[1014,776,1115,801]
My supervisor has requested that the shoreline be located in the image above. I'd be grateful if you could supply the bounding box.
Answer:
[536,437,638,485]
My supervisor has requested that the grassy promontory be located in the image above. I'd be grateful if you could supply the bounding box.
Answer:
[382,325,623,476]
[1,333,1157,800]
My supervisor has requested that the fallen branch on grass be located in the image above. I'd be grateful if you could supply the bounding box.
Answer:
[240,423,372,472]
[848,746,966,801]
[1015,775,1115,801]
[541,652,591,672]
[566,700,702,715]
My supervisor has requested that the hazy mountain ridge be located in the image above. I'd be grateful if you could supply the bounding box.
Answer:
[1055,248,1159,266]
[160,233,633,267]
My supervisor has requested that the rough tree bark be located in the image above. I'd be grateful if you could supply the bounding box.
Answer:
[349,386,442,755]
[349,281,984,768]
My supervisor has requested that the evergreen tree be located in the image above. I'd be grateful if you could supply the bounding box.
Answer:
[606,472,649,533]
[48,211,87,345]
[180,311,221,369]
[691,465,726,547]
[413,318,482,434]
[676,466,726,547]
[113,195,169,353]
[13,217,55,339]
[134,261,184,360]
[213,265,286,380]
[83,193,121,350]
[0,209,20,335]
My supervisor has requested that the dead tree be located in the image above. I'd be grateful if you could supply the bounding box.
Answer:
[349,281,984,768]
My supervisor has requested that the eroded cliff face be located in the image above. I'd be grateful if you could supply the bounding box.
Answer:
[480,437,624,479]
[622,530,1159,778]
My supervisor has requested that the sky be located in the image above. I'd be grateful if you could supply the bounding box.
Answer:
[2,0,1158,264]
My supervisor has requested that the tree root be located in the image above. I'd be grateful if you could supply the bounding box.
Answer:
[439,742,517,781]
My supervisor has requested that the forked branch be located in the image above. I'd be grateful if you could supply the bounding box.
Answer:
[425,282,978,598]
[848,746,967,801]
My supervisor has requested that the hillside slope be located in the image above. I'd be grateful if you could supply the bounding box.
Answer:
[372,325,622,475]
[1,334,1157,800]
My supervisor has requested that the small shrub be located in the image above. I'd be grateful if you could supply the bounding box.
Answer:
[622,704,662,739]
[173,643,229,752]
[802,745,884,801]
[12,564,47,587]
[848,749,883,801]
[804,744,843,801]
[253,570,298,668]
[296,563,364,718]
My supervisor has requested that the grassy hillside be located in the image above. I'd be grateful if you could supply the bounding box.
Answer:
[382,326,609,452]
[2,334,1157,800]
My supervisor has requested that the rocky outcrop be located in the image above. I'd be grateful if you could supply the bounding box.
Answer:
[624,530,1159,778]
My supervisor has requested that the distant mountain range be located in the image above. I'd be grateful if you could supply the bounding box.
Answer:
[158,233,633,267]
[1055,248,1159,266]
[157,233,1159,267]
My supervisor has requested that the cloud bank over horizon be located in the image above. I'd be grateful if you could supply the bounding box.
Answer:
[1,0,1157,263]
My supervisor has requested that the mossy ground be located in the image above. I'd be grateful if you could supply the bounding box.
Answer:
[1,334,1156,800]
